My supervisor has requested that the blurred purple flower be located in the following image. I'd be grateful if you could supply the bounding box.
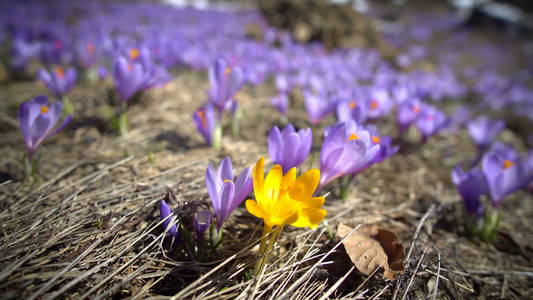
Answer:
[194,210,213,246]
[74,40,98,69]
[275,73,291,94]
[482,145,530,207]
[270,93,289,116]
[193,103,216,147]
[365,124,400,165]
[416,104,449,142]
[268,124,312,174]
[467,116,505,152]
[98,65,108,79]
[337,100,368,125]
[18,95,71,160]
[396,99,421,135]
[318,121,380,192]
[207,59,246,110]
[206,156,253,232]
[37,66,77,99]
[303,90,336,125]
[451,166,487,219]
[366,88,394,121]
[112,56,146,102]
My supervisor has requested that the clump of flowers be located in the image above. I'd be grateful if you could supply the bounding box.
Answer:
[193,59,246,148]
[452,142,533,242]
[246,157,326,275]
[18,95,71,181]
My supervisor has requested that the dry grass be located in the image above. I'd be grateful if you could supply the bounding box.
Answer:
[0,67,531,299]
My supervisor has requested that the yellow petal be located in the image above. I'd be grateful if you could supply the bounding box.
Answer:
[253,157,265,201]
[273,211,298,226]
[303,197,325,209]
[246,199,266,219]
[290,208,327,228]
[289,168,320,201]
[283,167,296,188]
[265,164,284,192]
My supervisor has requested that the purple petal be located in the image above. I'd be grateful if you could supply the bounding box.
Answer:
[206,163,220,212]
[216,180,235,232]
[218,156,234,182]
[268,126,283,164]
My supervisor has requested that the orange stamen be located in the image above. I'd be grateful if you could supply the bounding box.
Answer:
[197,110,207,129]
[426,114,434,121]
[127,64,133,71]
[347,133,359,141]
[224,179,233,183]
[41,105,49,114]
[503,159,514,170]
[412,105,420,113]
[370,100,378,110]
[86,43,95,54]
[372,135,381,144]
[54,66,65,78]
[129,48,140,61]
[349,101,357,110]
[224,67,231,79]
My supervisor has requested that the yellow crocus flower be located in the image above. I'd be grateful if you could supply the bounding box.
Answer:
[246,157,326,275]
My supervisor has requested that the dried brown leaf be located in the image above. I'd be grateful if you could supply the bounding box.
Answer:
[338,223,405,280]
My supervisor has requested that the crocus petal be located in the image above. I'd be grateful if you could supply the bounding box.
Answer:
[290,169,320,201]
[246,199,266,219]
[253,157,265,201]
[206,163,221,209]
[281,133,301,171]
[218,156,234,182]
[216,180,235,231]
[290,208,327,229]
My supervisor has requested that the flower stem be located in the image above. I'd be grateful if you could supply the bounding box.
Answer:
[254,225,283,276]
[61,95,73,117]
[254,224,272,276]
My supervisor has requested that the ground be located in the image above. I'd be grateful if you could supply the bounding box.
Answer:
[0,1,532,299]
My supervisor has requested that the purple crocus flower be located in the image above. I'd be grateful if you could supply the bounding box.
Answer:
[337,100,368,125]
[112,56,146,102]
[192,103,216,147]
[98,65,108,80]
[416,104,449,142]
[194,210,213,246]
[451,166,487,219]
[275,73,292,94]
[270,93,289,116]
[482,146,530,207]
[207,59,246,110]
[206,157,253,232]
[318,121,380,192]
[18,95,71,160]
[396,99,421,135]
[466,116,505,152]
[303,90,336,125]
[364,124,400,165]
[160,200,179,248]
[37,66,77,99]
[268,124,312,174]
[160,200,177,238]
[366,88,394,121]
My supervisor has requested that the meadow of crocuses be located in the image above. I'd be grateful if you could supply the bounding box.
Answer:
[1,0,532,298]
